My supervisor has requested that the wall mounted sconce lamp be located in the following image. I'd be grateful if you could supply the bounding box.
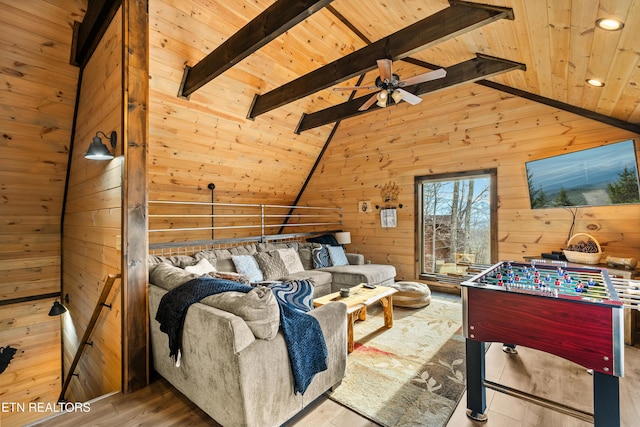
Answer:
[48,300,67,316]
[85,131,117,160]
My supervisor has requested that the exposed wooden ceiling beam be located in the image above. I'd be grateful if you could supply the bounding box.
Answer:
[294,54,526,133]
[71,0,122,67]
[247,1,514,119]
[476,80,640,135]
[178,0,335,98]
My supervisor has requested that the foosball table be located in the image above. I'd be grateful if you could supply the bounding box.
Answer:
[461,260,624,426]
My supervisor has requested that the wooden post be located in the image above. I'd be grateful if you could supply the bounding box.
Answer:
[121,0,149,393]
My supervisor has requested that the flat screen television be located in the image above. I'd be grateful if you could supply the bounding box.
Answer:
[526,139,640,209]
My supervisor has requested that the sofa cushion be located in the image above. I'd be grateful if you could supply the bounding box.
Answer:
[268,280,314,313]
[256,242,299,252]
[282,269,332,286]
[184,258,217,275]
[148,254,166,265]
[312,245,331,268]
[346,253,365,265]
[254,251,289,280]
[202,286,280,340]
[231,255,263,282]
[321,264,396,288]
[327,246,348,266]
[149,262,200,291]
[207,245,258,273]
[193,250,217,267]
[297,242,320,270]
[150,255,197,268]
[277,248,305,274]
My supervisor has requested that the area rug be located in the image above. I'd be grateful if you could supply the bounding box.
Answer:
[326,294,466,427]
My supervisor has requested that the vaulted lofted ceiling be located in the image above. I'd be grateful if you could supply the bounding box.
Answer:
[177,0,640,128]
[146,0,639,208]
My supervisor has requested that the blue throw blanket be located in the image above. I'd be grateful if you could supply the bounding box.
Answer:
[155,277,327,394]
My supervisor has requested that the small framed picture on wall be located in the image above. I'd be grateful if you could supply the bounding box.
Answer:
[381,208,397,228]
[358,200,372,214]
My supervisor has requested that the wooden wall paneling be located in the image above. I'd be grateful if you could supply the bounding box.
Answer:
[0,298,62,426]
[298,83,639,282]
[62,6,123,404]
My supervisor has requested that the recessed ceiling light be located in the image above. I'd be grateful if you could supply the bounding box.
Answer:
[586,78,605,87]
[596,18,624,31]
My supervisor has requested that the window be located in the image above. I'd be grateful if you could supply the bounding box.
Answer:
[417,170,497,278]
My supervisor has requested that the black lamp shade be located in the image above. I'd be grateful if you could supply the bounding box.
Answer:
[85,137,115,160]
[85,131,117,160]
[48,301,67,316]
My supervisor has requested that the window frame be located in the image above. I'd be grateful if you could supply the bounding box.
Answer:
[415,168,498,282]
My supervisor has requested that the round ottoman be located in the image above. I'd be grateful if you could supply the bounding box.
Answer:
[390,281,431,308]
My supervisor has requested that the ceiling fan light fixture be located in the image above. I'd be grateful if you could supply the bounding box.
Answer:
[376,90,388,108]
[391,90,402,104]
[596,18,624,31]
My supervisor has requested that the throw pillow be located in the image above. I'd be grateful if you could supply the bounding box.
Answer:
[312,245,331,268]
[269,280,314,313]
[231,255,264,282]
[162,255,198,268]
[212,249,236,273]
[202,286,280,340]
[277,248,305,274]
[149,262,200,291]
[297,243,319,270]
[254,252,289,281]
[307,233,340,246]
[209,271,251,285]
[327,245,349,266]
[192,250,218,268]
[184,258,217,275]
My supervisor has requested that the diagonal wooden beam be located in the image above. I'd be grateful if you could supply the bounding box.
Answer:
[247,1,514,119]
[71,0,122,67]
[178,0,335,98]
[294,54,526,133]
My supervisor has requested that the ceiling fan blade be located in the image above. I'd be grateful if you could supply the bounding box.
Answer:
[358,93,379,111]
[395,88,422,105]
[377,59,393,82]
[399,68,447,87]
[333,85,378,91]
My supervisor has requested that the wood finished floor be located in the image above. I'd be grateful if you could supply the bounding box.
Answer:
[30,340,640,427]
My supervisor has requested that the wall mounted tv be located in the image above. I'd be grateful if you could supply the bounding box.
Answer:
[526,139,640,209]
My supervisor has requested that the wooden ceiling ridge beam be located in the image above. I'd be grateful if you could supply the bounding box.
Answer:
[247,1,514,119]
[178,0,335,99]
[294,54,526,133]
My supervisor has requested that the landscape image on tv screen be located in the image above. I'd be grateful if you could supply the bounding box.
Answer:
[526,139,640,209]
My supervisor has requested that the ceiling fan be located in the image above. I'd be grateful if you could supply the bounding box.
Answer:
[334,59,446,111]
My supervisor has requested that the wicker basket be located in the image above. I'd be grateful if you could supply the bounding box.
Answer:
[563,233,603,265]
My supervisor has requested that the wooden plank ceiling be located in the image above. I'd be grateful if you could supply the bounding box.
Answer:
[147,0,639,213]
[178,0,640,128]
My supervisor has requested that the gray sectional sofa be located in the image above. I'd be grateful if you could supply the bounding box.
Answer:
[189,241,397,297]
[147,240,396,426]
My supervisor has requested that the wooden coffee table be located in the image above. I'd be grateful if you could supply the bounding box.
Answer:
[314,284,397,353]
